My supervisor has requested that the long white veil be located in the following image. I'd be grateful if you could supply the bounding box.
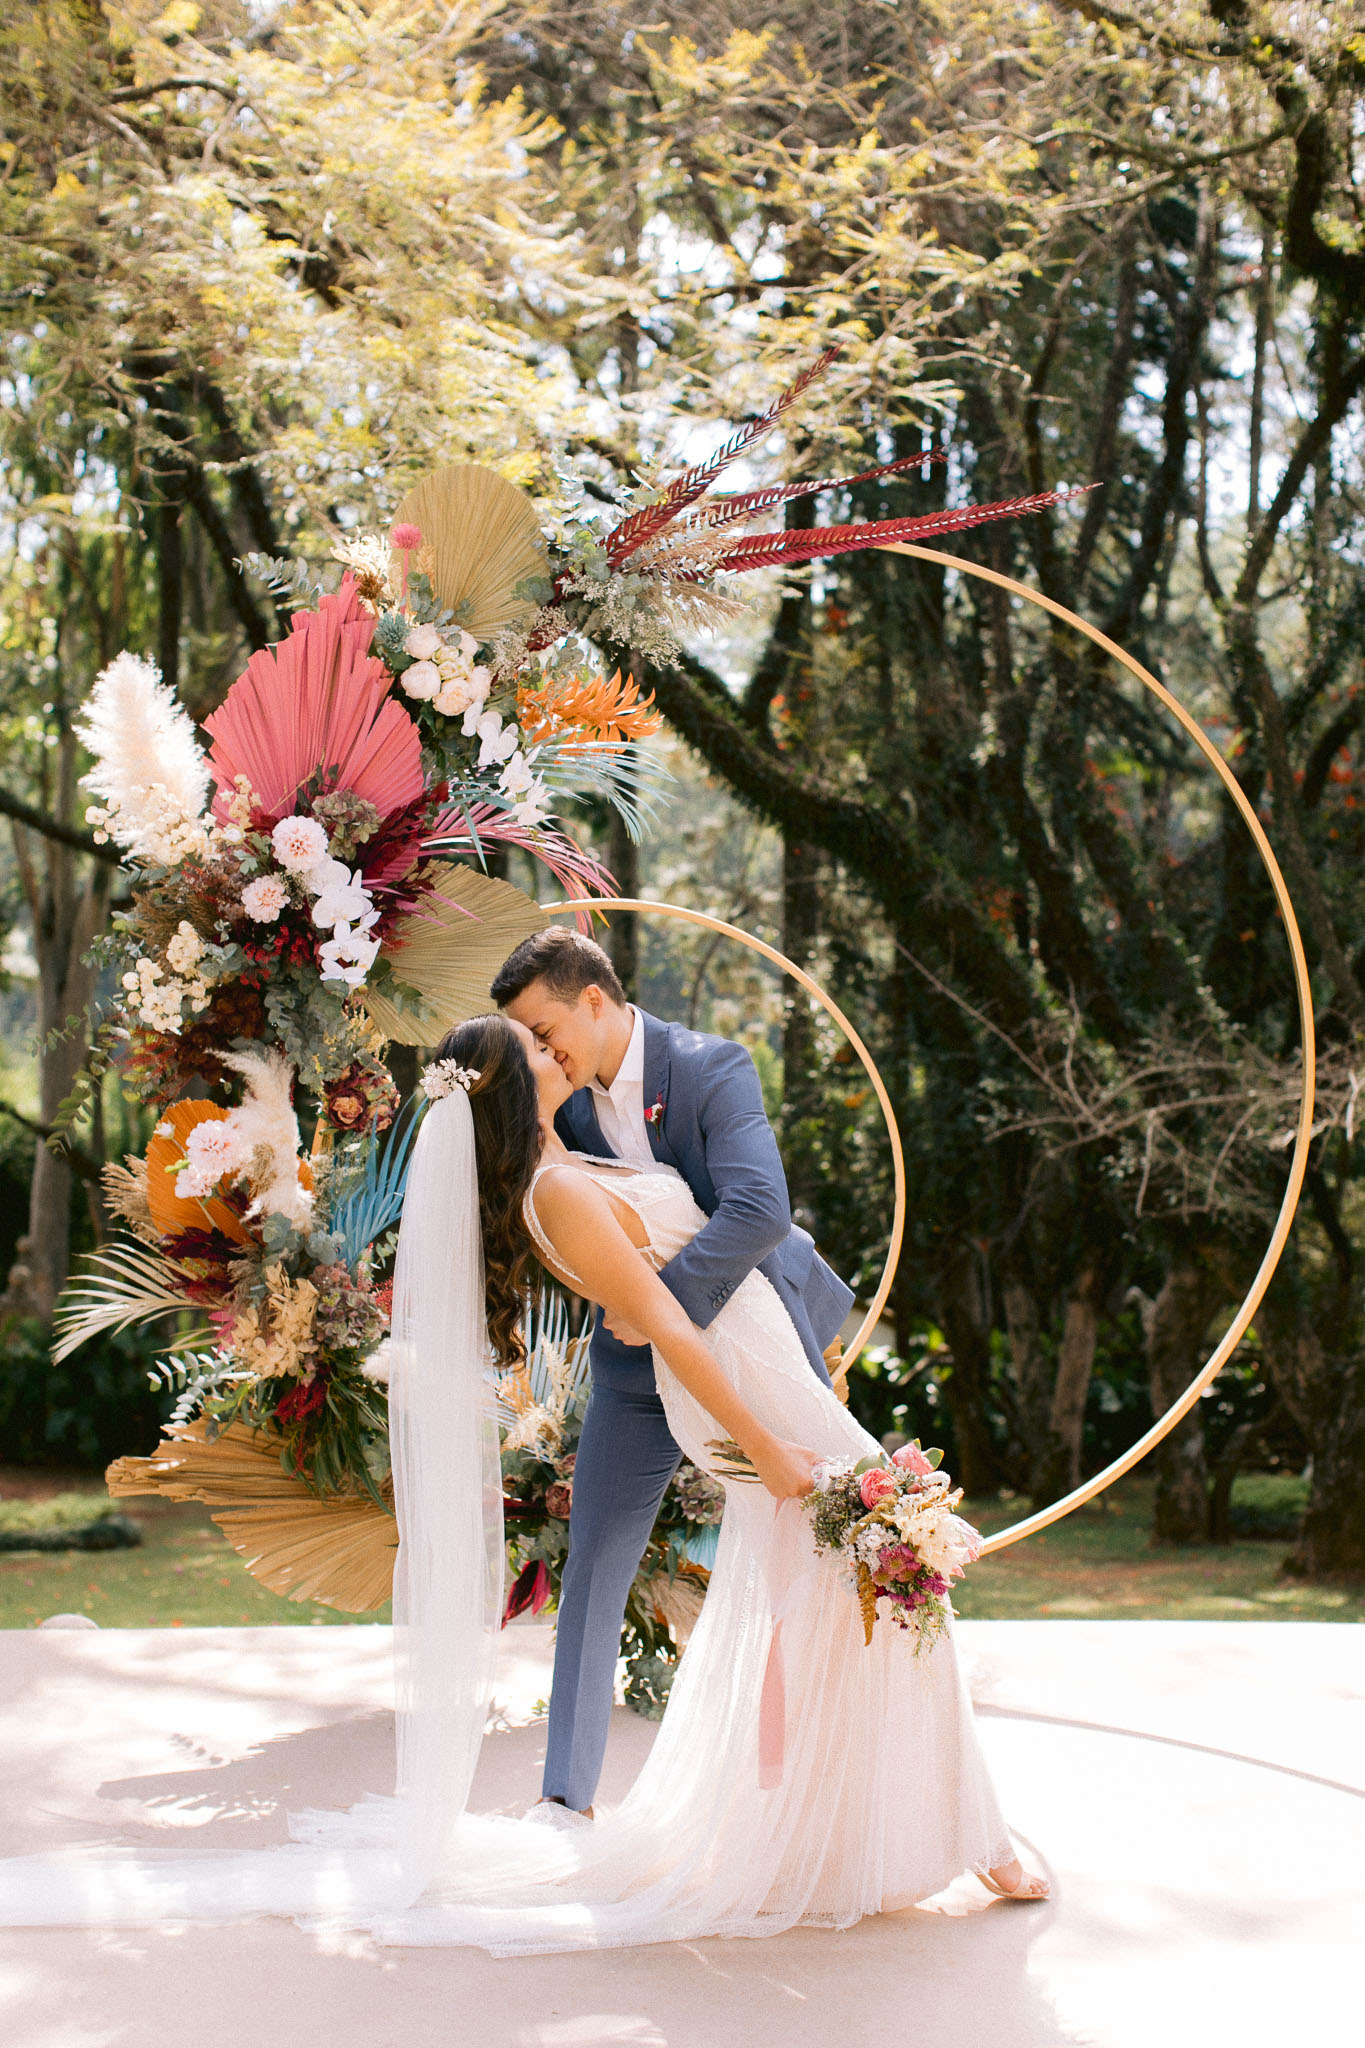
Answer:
[0,1088,504,1928]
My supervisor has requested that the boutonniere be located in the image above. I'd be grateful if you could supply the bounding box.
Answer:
[645,1091,665,1132]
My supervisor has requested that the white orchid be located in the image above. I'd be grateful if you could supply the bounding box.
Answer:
[310,864,374,933]
[473,710,520,770]
[318,918,382,988]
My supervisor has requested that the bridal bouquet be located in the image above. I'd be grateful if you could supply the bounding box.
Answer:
[804,1444,983,1652]
[710,1435,982,1652]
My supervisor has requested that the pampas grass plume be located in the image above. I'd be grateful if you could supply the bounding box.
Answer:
[217,1048,314,1227]
[76,652,211,855]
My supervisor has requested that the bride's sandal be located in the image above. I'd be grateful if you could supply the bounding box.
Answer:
[978,1861,1049,1902]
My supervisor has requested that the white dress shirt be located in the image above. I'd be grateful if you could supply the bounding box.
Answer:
[587,1005,654,1168]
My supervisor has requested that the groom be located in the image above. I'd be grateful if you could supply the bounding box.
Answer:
[492,927,853,1816]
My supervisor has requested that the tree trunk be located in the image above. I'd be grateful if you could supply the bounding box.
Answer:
[780,832,821,1220]
[1264,1308,1365,1582]
[9,826,109,1317]
[1003,1270,1054,1491]
[609,809,639,998]
[1033,1256,1102,1503]
[937,1244,1003,1495]
[1147,1254,1216,1545]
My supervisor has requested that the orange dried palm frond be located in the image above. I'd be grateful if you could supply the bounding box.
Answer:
[517,668,662,747]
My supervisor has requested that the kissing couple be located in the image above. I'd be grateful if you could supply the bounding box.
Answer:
[0,927,1045,1950]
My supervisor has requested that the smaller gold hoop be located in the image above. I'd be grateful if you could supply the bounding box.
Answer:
[541,899,906,1378]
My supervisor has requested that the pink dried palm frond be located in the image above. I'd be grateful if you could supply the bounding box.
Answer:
[205,577,425,826]
[708,487,1097,575]
[602,348,841,569]
[425,804,615,929]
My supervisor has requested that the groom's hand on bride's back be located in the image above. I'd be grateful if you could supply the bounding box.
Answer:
[602,1308,649,1347]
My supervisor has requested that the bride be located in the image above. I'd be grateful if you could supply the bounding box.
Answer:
[0,1012,1045,1949]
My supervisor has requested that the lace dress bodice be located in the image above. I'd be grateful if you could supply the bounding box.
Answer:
[522,1154,704,1284]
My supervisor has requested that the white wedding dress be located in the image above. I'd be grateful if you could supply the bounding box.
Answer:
[0,1122,1013,1952]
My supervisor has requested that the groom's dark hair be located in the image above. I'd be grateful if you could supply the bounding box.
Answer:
[491,928,626,1008]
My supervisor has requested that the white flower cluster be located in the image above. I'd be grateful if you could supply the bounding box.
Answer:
[259,815,383,988]
[881,1482,978,1581]
[177,1115,251,1199]
[463,704,552,829]
[121,923,211,1035]
[86,789,212,868]
[420,1060,482,1100]
[557,569,684,667]
[400,624,493,719]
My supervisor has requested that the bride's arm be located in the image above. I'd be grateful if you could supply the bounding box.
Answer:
[532,1167,818,1500]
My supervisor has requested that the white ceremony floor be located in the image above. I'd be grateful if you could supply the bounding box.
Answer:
[0,1616,1360,2048]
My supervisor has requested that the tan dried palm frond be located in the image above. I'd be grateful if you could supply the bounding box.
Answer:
[390,465,549,642]
[52,1236,208,1363]
[646,1564,710,1647]
[101,1157,156,1239]
[363,862,548,1046]
[107,1419,397,1614]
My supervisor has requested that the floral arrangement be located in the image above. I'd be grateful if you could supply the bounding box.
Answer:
[805,1443,982,1650]
[497,1295,721,1712]
[710,1435,982,1652]
[58,350,1074,1613]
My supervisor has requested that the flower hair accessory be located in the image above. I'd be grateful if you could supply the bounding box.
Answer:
[420,1060,482,1100]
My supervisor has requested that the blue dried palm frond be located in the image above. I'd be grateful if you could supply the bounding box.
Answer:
[528,736,672,844]
[497,1288,592,1448]
[678,1521,720,1570]
[330,1102,424,1267]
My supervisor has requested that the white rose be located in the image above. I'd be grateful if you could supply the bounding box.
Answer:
[404,623,443,660]
[400,659,442,701]
[271,815,329,872]
[241,876,289,923]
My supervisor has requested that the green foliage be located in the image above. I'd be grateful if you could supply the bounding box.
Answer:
[0,1317,174,1471]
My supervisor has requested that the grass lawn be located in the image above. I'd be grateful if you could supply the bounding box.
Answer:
[1,1466,1360,1631]
[957,1474,1365,1623]
[0,1470,388,1630]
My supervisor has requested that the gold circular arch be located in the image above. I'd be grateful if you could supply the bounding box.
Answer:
[546,548,1315,1558]
[877,542,1316,1553]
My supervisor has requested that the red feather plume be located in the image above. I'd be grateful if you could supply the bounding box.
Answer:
[709,488,1098,574]
[602,347,842,568]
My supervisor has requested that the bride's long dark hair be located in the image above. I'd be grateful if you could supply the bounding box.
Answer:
[428,1013,542,1369]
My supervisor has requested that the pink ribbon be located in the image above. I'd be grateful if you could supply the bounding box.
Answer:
[757,1498,800,1790]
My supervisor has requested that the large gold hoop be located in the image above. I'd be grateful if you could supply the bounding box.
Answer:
[877,544,1316,1553]
[541,899,905,1376]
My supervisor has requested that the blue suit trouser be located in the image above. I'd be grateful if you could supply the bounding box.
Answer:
[541,1374,681,1811]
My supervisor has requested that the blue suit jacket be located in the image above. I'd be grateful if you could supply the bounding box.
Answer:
[554,1010,853,1391]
